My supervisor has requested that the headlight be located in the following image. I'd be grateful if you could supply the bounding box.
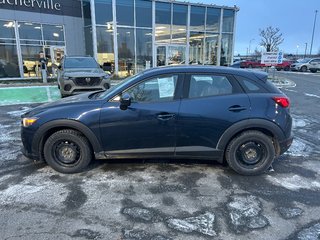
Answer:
[22,117,38,127]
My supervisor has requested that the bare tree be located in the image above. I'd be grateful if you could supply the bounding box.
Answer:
[259,26,284,52]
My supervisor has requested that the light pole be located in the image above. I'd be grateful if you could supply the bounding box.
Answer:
[304,42,308,58]
[296,45,299,57]
[310,10,318,55]
[248,38,255,55]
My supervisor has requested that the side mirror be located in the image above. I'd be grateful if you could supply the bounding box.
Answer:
[120,93,132,110]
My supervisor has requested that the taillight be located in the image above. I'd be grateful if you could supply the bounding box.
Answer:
[273,97,290,108]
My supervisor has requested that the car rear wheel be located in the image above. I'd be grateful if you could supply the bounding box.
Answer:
[300,66,307,72]
[44,129,92,173]
[225,130,275,175]
[310,69,317,73]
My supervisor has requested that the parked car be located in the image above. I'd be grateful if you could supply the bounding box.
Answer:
[290,58,320,72]
[240,59,262,68]
[57,56,111,97]
[21,66,293,175]
[229,62,241,68]
[276,60,295,71]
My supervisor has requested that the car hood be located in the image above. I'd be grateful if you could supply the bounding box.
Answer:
[63,68,106,77]
[22,92,98,117]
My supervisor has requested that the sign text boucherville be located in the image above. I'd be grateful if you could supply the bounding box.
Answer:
[0,0,61,11]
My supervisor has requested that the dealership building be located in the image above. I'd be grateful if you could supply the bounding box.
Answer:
[0,0,237,79]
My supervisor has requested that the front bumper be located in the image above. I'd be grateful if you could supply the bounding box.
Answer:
[60,78,110,96]
[290,66,300,71]
[21,126,39,161]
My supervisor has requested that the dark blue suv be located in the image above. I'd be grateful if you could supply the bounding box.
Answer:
[21,66,293,175]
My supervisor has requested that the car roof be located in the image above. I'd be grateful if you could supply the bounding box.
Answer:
[141,65,267,80]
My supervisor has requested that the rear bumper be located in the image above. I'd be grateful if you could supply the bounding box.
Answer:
[278,136,293,155]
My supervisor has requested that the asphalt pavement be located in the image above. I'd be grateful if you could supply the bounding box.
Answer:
[0,71,320,240]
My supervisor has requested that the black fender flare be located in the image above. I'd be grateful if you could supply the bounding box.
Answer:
[216,119,285,151]
[32,119,103,156]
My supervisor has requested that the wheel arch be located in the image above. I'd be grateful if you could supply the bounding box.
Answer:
[217,119,285,157]
[32,119,102,160]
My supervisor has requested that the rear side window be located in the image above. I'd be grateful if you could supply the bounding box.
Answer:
[189,75,233,98]
[236,75,268,93]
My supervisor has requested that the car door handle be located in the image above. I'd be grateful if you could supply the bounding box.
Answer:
[228,105,247,112]
[157,113,175,121]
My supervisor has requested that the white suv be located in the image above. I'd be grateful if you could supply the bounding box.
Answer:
[290,58,320,72]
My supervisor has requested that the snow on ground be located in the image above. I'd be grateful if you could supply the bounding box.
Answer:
[266,175,320,191]
[304,93,320,99]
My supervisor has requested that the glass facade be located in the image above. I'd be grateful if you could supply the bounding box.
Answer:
[84,0,236,76]
[0,20,20,78]
[0,0,236,79]
[0,20,66,79]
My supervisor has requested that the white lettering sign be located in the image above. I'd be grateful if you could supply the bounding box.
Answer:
[0,0,61,11]
[261,52,283,65]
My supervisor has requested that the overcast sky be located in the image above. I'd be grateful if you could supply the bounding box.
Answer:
[189,0,320,55]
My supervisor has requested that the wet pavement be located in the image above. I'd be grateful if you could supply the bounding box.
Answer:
[0,72,320,240]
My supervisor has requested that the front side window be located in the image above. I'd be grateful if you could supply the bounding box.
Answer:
[125,75,178,102]
[189,75,232,98]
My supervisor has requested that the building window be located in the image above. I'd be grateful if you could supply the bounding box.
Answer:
[155,2,171,44]
[118,28,135,77]
[0,20,20,78]
[223,9,234,33]
[221,33,233,66]
[189,32,204,64]
[21,45,43,77]
[95,0,113,25]
[206,8,220,32]
[190,6,205,31]
[42,25,65,42]
[96,26,114,72]
[82,0,92,26]
[116,0,134,26]
[136,29,152,72]
[172,4,188,44]
[136,0,152,28]
[205,33,218,65]
[19,22,42,45]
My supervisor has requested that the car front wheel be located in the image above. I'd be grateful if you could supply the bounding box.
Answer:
[225,131,275,175]
[300,66,307,72]
[44,129,92,173]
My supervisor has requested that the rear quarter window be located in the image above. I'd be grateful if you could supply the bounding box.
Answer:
[235,75,281,94]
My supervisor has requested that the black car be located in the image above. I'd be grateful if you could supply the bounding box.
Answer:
[21,66,293,175]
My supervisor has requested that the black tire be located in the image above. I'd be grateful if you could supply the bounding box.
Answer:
[44,129,92,173]
[248,64,253,68]
[284,66,290,71]
[310,69,317,73]
[276,68,281,71]
[300,66,307,72]
[225,131,275,175]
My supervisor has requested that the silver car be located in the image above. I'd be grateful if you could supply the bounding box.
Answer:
[57,56,111,97]
[290,58,320,72]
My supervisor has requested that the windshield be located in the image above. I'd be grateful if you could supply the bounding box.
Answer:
[97,73,143,99]
[299,58,311,63]
[64,58,99,68]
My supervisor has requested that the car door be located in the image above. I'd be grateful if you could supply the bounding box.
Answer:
[175,73,251,159]
[99,74,183,158]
